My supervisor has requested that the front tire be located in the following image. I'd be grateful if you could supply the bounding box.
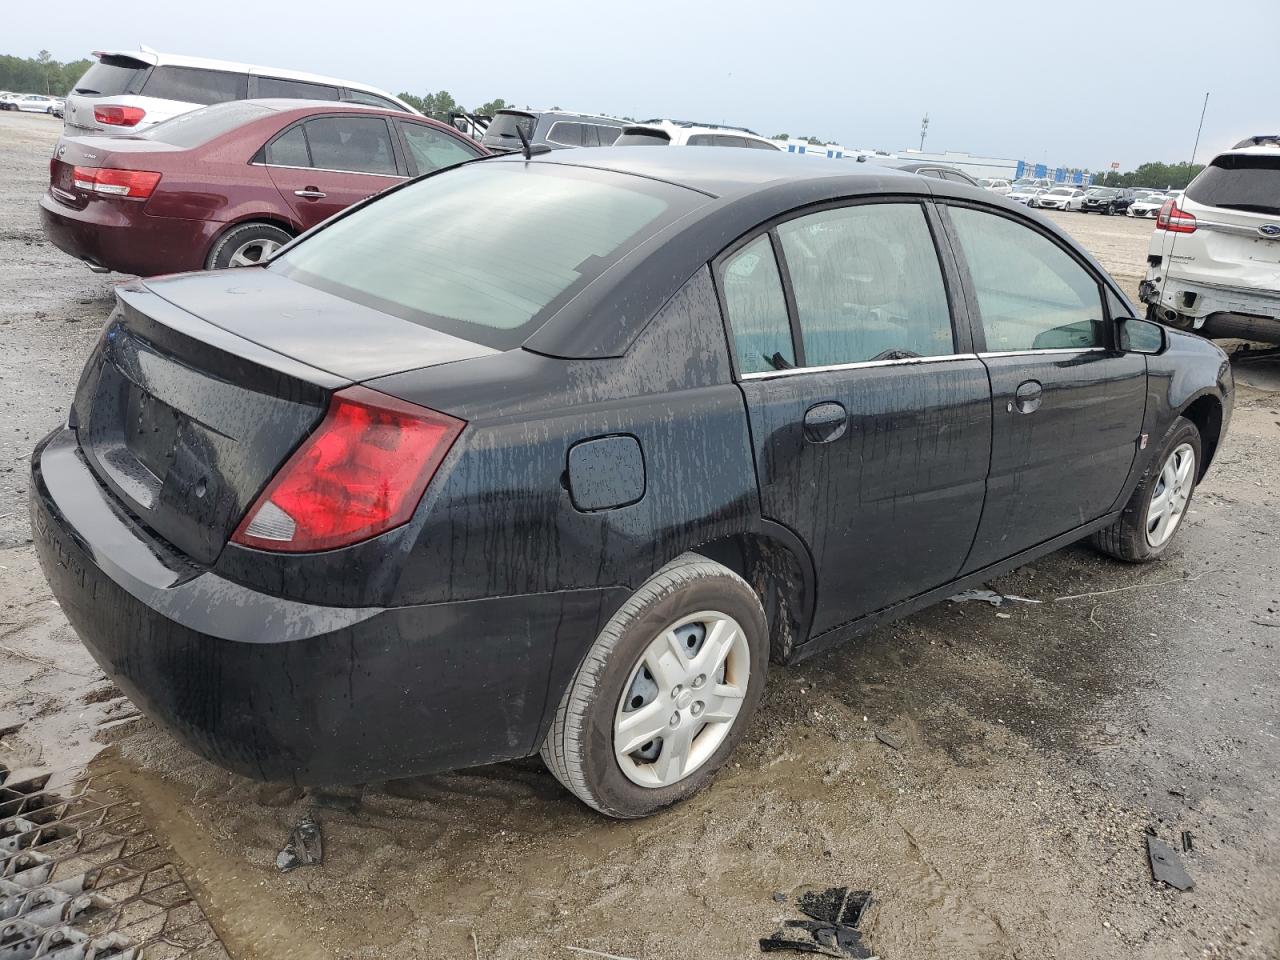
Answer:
[1092,417,1201,562]
[541,553,769,818]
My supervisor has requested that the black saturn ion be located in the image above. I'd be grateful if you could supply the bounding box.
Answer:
[32,148,1232,818]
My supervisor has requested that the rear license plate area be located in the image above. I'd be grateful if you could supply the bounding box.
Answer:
[124,386,180,482]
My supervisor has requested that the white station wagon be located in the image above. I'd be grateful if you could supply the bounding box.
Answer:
[62,48,418,136]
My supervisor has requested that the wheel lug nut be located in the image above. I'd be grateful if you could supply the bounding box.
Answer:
[691,702,704,716]
[671,684,683,700]
[692,675,705,688]
[669,712,681,728]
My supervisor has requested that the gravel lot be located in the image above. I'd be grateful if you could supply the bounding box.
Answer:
[1,110,1277,960]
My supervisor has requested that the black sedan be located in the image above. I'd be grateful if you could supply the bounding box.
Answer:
[31,148,1233,818]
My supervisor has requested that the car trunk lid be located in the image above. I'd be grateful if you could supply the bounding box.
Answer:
[73,276,493,564]
[49,136,180,209]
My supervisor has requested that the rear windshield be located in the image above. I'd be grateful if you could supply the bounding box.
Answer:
[138,101,274,147]
[481,112,535,145]
[1187,155,1280,215]
[271,162,696,350]
[140,65,247,105]
[73,56,148,97]
[615,130,671,146]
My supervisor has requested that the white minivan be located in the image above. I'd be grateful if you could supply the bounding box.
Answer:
[63,48,418,136]
[1141,136,1280,343]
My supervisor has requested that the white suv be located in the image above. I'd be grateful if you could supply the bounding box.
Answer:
[614,119,779,150]
[1141,136,1280,343]
[63,48,418,136]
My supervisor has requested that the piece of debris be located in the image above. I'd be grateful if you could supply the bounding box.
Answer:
[1146,835,1194,891]
[276,813,324,872]
[761,887,877,958]
[947,588,1042,607]
[1104,723,1120,736]
[773,892,789,902]
[874,730,903,752]
[566,948,641,960]
[1181,831,1194,853]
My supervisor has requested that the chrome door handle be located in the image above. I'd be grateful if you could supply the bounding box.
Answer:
[1011,379,1043,414]
[802,401,849,443]
[294,188,327,199]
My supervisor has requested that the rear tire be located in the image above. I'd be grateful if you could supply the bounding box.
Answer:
[205,222,292,270]
[1091,417,1201,562]
[541,553,769,818]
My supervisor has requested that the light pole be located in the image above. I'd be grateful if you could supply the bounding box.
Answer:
[919,114,929,152]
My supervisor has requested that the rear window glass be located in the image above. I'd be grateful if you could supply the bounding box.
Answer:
[73,57,148,97]
[139,101,274,148]
[272,163,694,350]
[482,112,535,145]
[141,66,247,105]
[615,130,671,146]
[1187,155,1280,215]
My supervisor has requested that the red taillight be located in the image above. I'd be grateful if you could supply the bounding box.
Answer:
[94,105,146,126]
[72,166,162,199]
[231,386,465,553]
[1157,199,1197,233]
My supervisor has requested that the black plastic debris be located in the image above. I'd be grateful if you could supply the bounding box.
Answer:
[761,887,876,958]
[276,814,324,872]
[874,730,903,752]
[1146,835,1194,891]
[1181,831,1194,853]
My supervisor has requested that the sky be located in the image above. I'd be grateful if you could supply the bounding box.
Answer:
[9,0,1277,171]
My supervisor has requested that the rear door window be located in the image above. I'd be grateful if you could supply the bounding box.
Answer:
[546,121,586,146]
[721,235,796,374]
[1187,155,1280,215]
[597,125,623,145]
[948,206,1105,352]
[256,76,341,101]
[303,116,398,175]
[342,90,404,111]
[399,121,480,173]
[140,66,247,105]
[73,56,149,97]
[687,134,746,147]
[778,203,954,365]
[264,125,311,166]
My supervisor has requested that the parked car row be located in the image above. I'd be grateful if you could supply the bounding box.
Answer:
[0,92,63,114]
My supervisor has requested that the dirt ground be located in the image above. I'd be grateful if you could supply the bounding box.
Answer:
[1,110,1277,960]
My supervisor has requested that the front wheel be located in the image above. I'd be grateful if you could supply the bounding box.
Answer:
[541,553,769,818]
[1092,417,1201,562]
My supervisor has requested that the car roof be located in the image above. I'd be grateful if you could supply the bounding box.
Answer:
[91,49,409,104]
[495,108,625,124]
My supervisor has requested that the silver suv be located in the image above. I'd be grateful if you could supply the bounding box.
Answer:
[1141,136,1280,343]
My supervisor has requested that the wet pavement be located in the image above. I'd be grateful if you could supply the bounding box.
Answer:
[0,111,1277,959]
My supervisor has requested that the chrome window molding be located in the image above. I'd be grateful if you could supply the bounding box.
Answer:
[978,347,1107,358]
[740,352,979,380]
[252,162,404,180]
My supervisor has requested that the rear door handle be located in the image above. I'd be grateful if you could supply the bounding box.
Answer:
[294,188,327,199]
[1012,379,1043,414]
[803,401,848,443]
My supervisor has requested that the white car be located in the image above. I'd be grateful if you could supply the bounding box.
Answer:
[13,94,59,113]
[1031,186,1086,211]
[978,178,1012,195]
[614,119,779,150]
[1008,185,1047,205]
[63,48,418,136]
[1127,192,1168,218]
[1140,136,1280,343]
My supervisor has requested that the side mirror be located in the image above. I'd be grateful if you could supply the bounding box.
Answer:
[1118,316,1166,355]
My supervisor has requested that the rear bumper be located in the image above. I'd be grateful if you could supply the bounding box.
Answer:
[1141,272,1280,338]
[31,427,624,784]
[39,193,216,276]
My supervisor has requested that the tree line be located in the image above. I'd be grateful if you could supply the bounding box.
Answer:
[397,90,513,120]
[1094,160,1205,190]
[0,51,91,96]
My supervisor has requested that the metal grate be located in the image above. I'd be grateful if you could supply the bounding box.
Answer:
[0,765,228,959]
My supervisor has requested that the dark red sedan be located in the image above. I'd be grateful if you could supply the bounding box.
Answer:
[40,99,488,276]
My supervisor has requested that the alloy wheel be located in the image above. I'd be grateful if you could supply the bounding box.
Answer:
[1147,442,1195,547]
[228,238,282,267]
[613,611,750,788]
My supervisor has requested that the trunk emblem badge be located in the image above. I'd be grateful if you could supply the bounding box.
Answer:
[1259,224,1280,238]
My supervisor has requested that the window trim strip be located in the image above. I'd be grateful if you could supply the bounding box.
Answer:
[741,352,979,381]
